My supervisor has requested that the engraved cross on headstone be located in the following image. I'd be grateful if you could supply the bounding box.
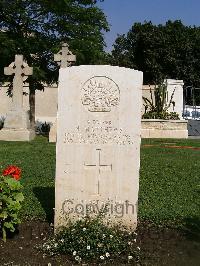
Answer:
[84,149,112,195]
[4,55,33,110]
[54,43,76,68]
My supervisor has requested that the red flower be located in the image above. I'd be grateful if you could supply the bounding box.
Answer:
[2,165,21,181]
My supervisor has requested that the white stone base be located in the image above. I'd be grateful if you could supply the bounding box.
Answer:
[0,128,35,141]
[141,119,188,138]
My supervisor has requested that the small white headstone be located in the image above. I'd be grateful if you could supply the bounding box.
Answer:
[55,65,143,230]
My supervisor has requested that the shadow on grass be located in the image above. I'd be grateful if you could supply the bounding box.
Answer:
[33,186,55,223]
[181,188,200,242]
[182,216,200,242]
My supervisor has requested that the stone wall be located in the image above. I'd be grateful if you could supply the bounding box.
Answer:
[0,84,58,123]
[141,85,155,115]
[165,79,184,119]
[0,79,184,123]
[35,85,58,123]
[141,80,184,119]
[141,119,188,138]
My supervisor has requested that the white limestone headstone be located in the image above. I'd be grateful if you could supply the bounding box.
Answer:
[55,65,143,230]
[0,55,35,141]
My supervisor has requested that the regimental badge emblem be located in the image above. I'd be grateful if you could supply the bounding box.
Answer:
[81,76,120,112]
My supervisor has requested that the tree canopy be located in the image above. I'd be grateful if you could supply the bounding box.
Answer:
[0,0,109,81]
[111,20,200,87]
[0,0,109,126]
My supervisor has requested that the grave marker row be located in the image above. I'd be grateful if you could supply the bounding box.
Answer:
[0,44,143,230]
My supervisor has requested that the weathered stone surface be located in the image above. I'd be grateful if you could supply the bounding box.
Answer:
[141,119,188,138]
[55,65,143,230]
[49,119,57,142]
[4,110,29,129]
[54,43,76,68]
[166,79,184,119]
[141,80,184,119]
[0,55,34,141]
[0,128,35,141]
[49,43,76,143]
[4,55,33,111]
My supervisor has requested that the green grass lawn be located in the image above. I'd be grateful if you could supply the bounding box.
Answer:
[139,138,200,229]
[0,137,199,229]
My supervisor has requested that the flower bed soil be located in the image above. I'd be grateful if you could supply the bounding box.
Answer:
[0,221,199,266]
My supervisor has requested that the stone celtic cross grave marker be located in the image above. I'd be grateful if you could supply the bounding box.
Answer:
[55,65,143,229]
[4,54,32,110]
[49,43,76,143]
[0,55,35,141]
[54,43,76,68]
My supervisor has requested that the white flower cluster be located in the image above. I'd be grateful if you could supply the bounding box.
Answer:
[75,256,81,262]
[73,251,81,262]
[106,252,110,258]
[99,252,110,260]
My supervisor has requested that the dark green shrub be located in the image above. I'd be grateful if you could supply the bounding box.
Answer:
[142,111,180,120]
[35,121,51,137]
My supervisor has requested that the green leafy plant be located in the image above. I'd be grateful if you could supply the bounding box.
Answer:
[41,216,140,264]
[0,165,24,242]
[142,82,180,120]
[35,121,51,137]
[142,111,180,120]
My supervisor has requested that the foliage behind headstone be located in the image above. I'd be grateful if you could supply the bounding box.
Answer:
[0,0,109,126]
[111,20,200,88]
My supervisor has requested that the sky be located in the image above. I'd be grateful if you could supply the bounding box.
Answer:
[97,0,200,51]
